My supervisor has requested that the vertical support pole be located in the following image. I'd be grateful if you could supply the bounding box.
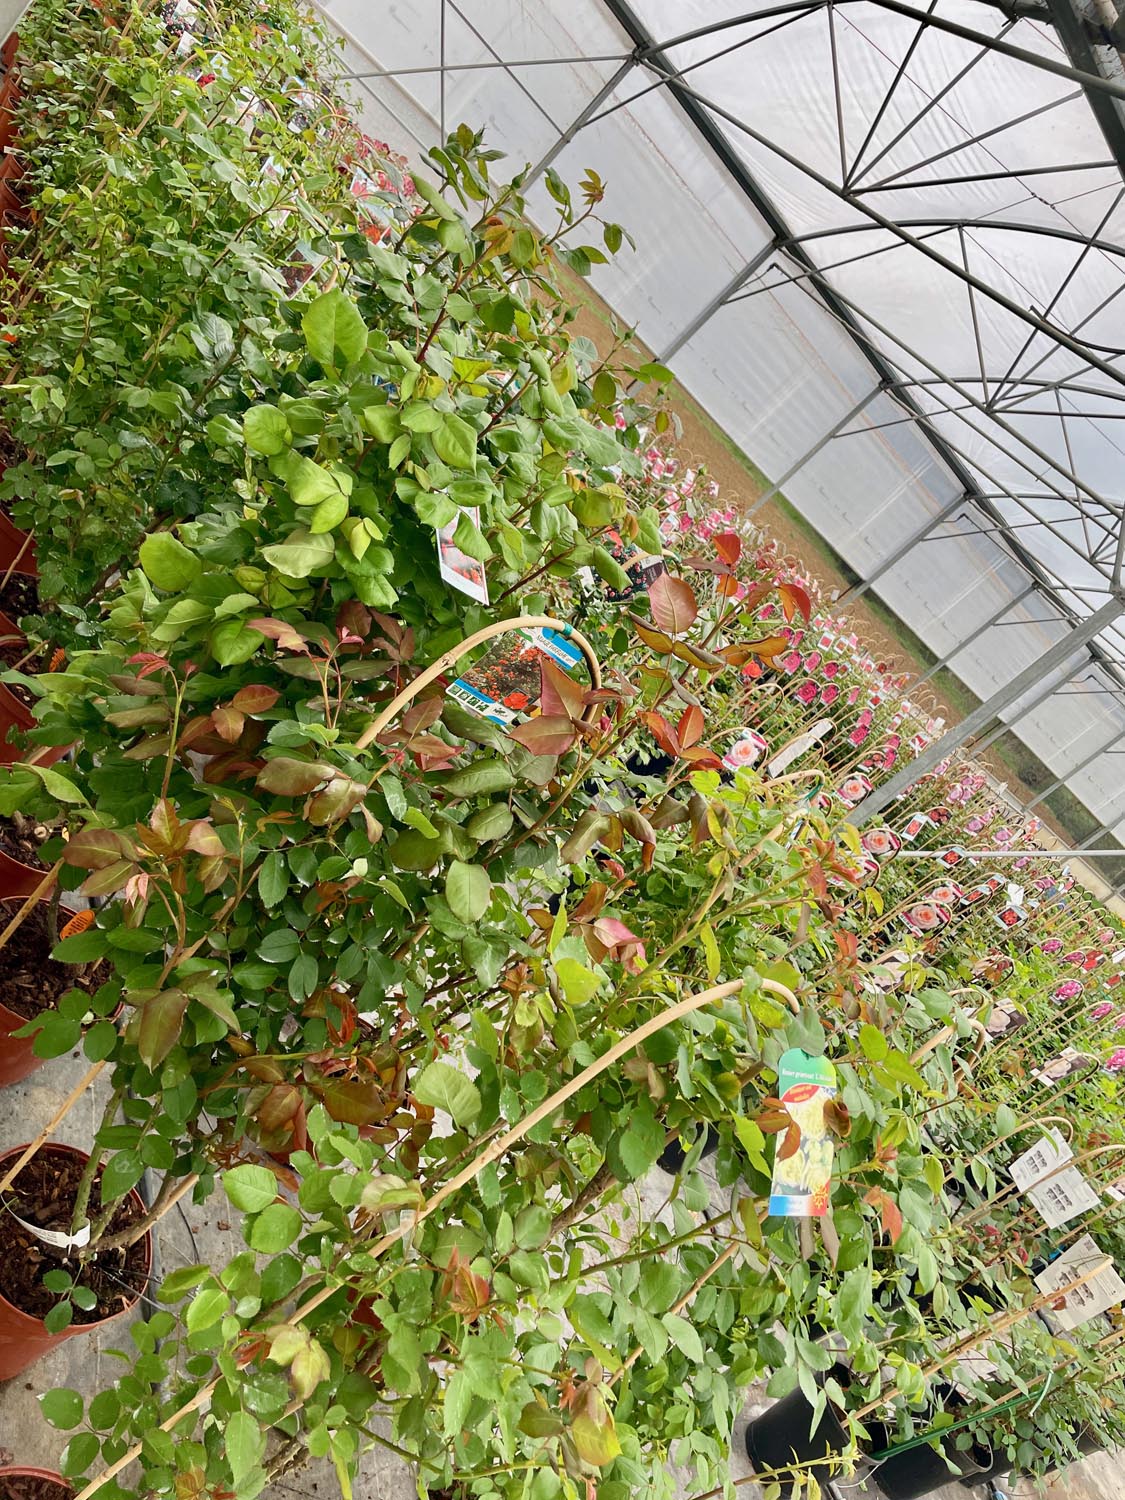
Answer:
[914,583,1037,688]
[848,595,1125,827]
[839,491,972,605]
[525,57,637,186]
[655,238,781,366]
[1025,728,1125,814]
[746,386,883,516]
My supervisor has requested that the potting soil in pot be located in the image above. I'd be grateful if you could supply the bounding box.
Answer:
[0,635,41,705]
[0,816,50,870]
[0,1148,147,1324]
[0,1477,72,1500]
[0,900,97,1020]
[0,572,38,622]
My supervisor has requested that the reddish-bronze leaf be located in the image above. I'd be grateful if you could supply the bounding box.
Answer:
[248,617,310,653]
[64,827,138,870]
[714,530,741,566]
[508,715,577,757]
[677,704,704,750]
[213,706,245,744]
[232,684,280,715]
[640,710,680,759]
[540,656,586,722]
[864,1186,904,1243]
[648,572,699,635]
[778,581,812,623]
[628,615,676,655]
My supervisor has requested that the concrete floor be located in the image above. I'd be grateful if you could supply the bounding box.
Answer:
[1,1049,1121,1500]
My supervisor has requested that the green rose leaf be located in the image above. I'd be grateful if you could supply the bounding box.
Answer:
[308,492,349,534]
[185,1286,229,1332]
[225,1164,280,1214]
[100,1148,145,1203]
[211,618,266,667]
[247,1202,303,1253]
[40,1387,84,1429]
[243,403,292,456]
[59,1432,100,1478]
[433,412,477,471]
[302,288,368,368]
[445,860,491,922]
[260,529,336,579]
[226,1411,265,1486]
[288,456,350,508]
[413,1059,481,1128]
[138,533,201,592]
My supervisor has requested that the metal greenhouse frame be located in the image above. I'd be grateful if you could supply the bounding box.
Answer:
[319,0,1125,874]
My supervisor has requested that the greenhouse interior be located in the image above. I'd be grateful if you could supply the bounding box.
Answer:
[9,0,1125,1499]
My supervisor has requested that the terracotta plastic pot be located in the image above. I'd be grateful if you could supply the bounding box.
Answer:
[0,1142,152,1379]
[0,33,18,72]
[0,72,19,154]
[0,895,80,1085]
[0,1469,73,1500]
[0,512,37,576]
[0,843,48,899]
[0,594,66,768]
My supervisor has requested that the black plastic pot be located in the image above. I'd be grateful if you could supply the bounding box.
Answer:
[743,1364,852,1499]
[658,1124,718,1175]
[959,1444,1008,1487]
[875,1435,990,1499]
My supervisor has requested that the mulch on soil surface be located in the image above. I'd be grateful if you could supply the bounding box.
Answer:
[0,816,49,870]
[0,1145,147,1323]
[0,898,96,1020]
[0,1478,72,1500]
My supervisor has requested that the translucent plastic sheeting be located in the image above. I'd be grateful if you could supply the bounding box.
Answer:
[319,0,1125,835]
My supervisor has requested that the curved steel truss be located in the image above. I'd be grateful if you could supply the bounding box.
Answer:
[320,0,1125,871]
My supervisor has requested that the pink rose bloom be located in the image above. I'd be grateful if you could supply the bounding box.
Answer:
[823,660,839,679]
[849,725,870,746]
[781,626,795,642]
[1064,951,1084,965]
[678,513,692,532]
[759,603,777,619]
[821,683,839,705]
[1040,938,1063,954]
[795,680,818,704]
[1116,1017,1125,1032]
[1054,980,1084,1002]
[614,410,627,430]
[781,651,801,674]
[1091,1002,1114,1019]
[803,651,822,673]
[848,686,861,705]
[884,747,897,768]
[1107,1047,1125,1069]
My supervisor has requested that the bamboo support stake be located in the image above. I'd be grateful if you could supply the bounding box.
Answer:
[355,615,602,751]
[0,856,62,952]
[73,976,796,1500]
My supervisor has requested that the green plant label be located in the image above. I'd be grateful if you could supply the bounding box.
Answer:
[768,1047,837,1219]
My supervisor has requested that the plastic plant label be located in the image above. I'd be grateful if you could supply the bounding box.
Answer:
[766,719,833,776]
[768,1048,837,1218]
[1010,1128,1072,1191]
[1036,1235,1125,1330]
[900,813,930,842]
[447,627,582,726]
[10,1211,91,1250]
[436,507,489,606]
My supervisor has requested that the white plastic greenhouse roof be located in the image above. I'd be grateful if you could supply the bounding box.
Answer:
[319,0,1125,843]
